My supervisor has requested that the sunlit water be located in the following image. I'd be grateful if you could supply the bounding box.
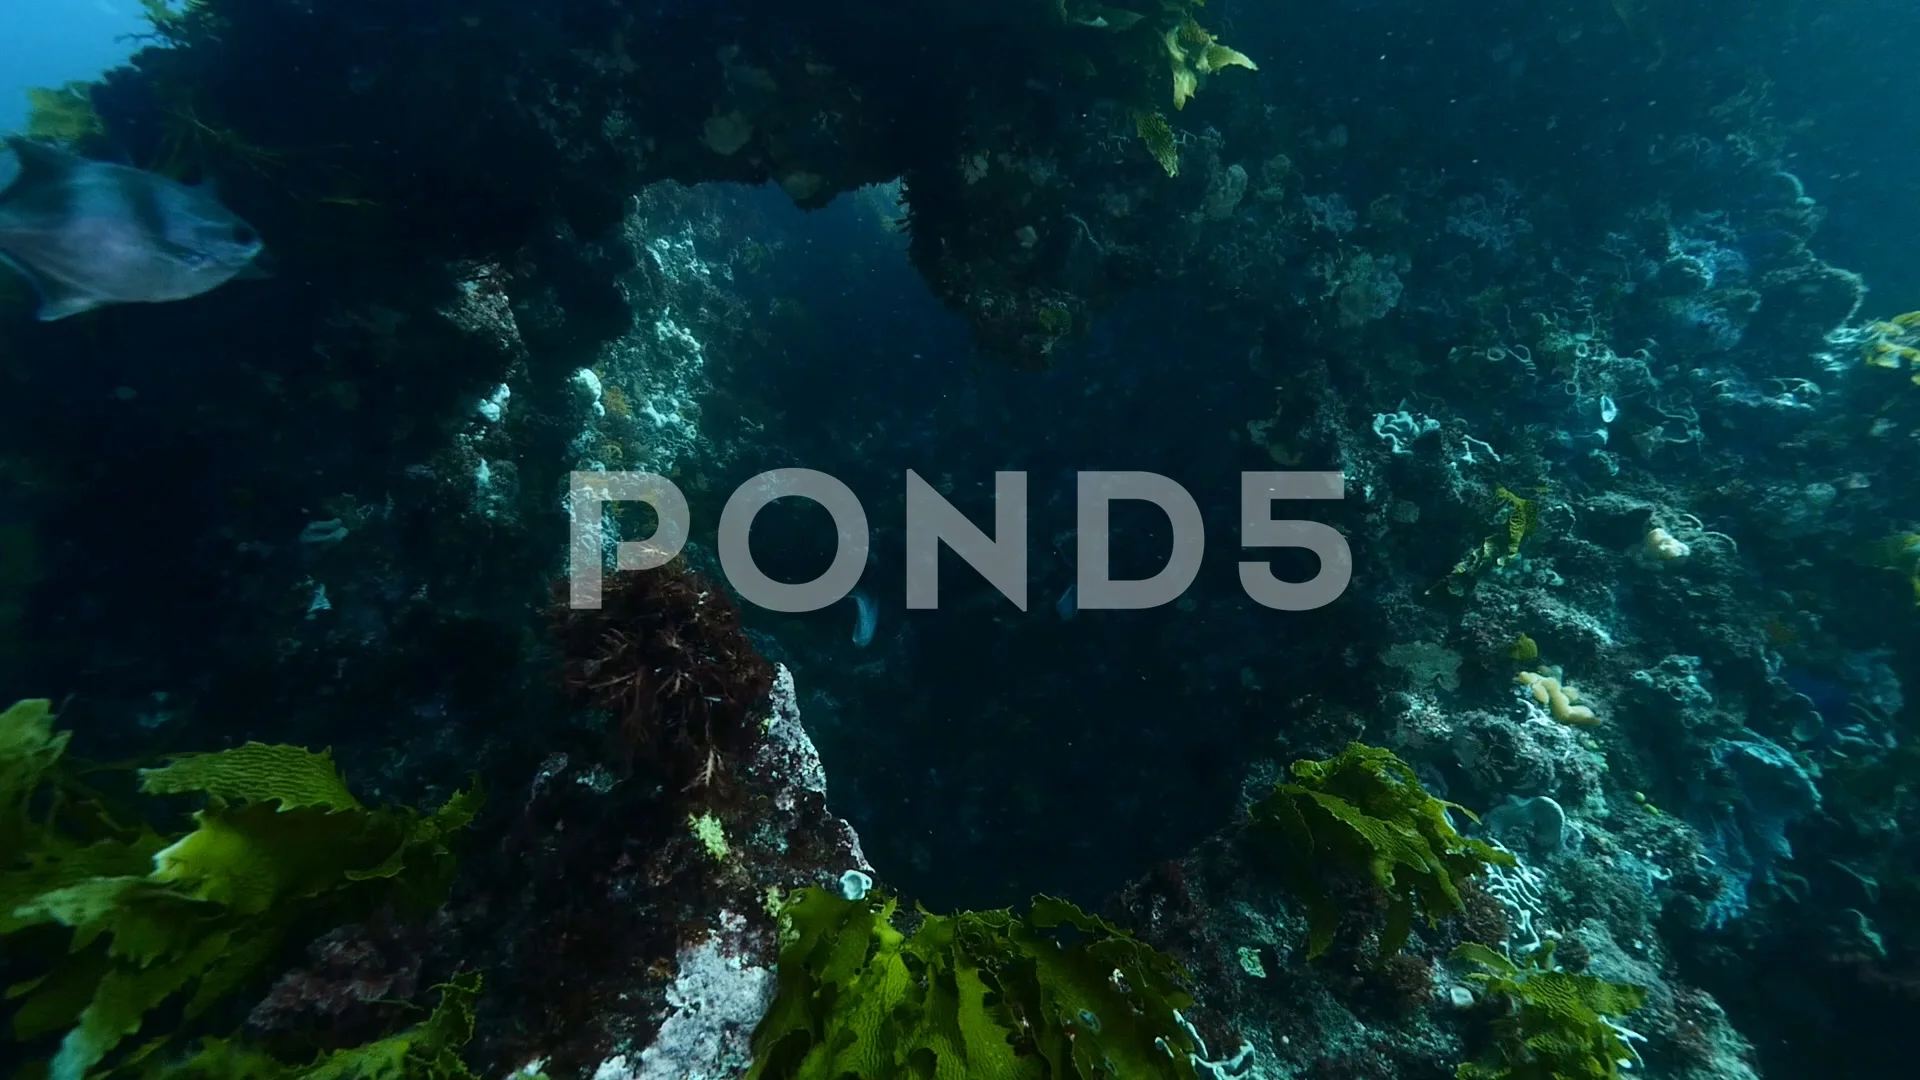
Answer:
[0,0,144,134]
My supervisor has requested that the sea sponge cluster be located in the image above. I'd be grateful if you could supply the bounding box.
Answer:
[1517,668,1599,726]
[1645,526,1691,560]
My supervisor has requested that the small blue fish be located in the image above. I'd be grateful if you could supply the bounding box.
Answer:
[850,589,877,648]
[0,137,265,320]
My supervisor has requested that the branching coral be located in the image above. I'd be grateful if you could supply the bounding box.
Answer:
[747,887,1201,1080]
[1249,742,1515,960]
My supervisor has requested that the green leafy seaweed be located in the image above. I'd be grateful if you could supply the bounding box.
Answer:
[1250,742,1515,959]
[0,700,482,1080]
[748,887,1201,1080]
[1452,941,1648,1080]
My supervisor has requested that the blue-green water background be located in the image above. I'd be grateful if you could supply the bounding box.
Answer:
[0,2,143,133]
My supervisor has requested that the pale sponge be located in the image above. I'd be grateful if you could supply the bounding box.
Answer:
[1645,526,1691,561]
[1517,669,1599,726]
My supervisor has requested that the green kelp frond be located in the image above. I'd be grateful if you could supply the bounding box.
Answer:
[24,83,104,143]
[1134,109,1179,177]
[0,699,482,1080]
[1250,742,1514,959]
[747,887,1202,1080]
[1452,941,1648,1080]
[139,743,365,811]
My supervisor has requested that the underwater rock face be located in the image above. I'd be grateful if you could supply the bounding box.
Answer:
[6,2,1920,1079]
[444,663,873,1077]
[590,665,873,1080]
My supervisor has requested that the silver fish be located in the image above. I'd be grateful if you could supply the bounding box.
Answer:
[0,137,265,320]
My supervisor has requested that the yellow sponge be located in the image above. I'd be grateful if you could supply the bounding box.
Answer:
[1516,669,1599,726]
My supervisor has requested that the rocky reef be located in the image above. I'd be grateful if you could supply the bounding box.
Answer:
[3,1,1919,1079]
